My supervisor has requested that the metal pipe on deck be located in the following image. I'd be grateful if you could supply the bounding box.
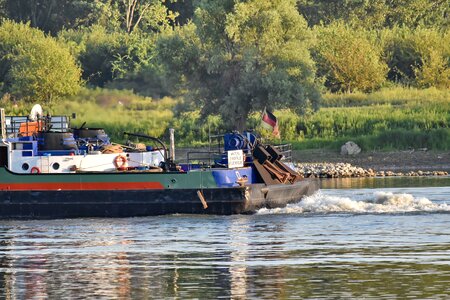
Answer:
[123,132,168,163]
[169,128,175,162]
[0,108,5,140]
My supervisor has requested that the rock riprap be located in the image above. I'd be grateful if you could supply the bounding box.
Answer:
[296,162,448,178]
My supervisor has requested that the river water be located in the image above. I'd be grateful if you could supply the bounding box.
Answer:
[0,177,449,299]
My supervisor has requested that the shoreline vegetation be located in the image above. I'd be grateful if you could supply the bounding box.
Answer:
[0,1,449,175]
[54,87,450,152]
[3,86,449,151]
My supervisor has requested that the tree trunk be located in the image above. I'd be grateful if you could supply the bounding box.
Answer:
[234,113,248,133]
[231,97,251,132]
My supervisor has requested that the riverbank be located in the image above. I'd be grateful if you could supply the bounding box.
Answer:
[175,147,450,177]
[293,149,450,177]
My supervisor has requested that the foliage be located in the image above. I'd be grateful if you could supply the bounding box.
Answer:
[385,0,450,29]
[3,85,449,150]
[321,87,450,107]
[168,112,227,146]
[381,27,421,84]
[284,86,450,150]
[297,0,388,28]
[0,20,81,103]
[69,87,450,151]
[0,0,105,34]
[105,64,171,99]
[412,29,450,89]
[382,27,450,88]
[291,129,450,151]
[157,0,320,131]
[1,0,448,98]
[0,0,177,35]
[297,104,449,139]
[165,0,194,25]
[0,0,449,151]
[115,0,177,33]
[53,88,177,141]
[59,25,156,88]
[313,22,387,92]
[297,0,450,29]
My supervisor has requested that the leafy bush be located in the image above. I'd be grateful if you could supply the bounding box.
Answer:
[59,25,169,97]
[313,22,388,92]
[60,26,155,86]
[382,27,450,88]
[297,0,450,29]
[0,20,81,103]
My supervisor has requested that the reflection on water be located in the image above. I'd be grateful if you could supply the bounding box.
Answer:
[229,217,249,299]
[0,179,449,298]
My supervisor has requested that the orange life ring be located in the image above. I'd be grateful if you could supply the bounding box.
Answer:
[30,166,41,174]
[114,154,128,170]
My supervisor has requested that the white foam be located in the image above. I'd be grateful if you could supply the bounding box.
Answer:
[257,191,450,215]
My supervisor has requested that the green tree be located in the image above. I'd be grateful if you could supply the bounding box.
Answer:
[382,27,450,88]
[0,0,178,35]
[0,0,105,34]
[0,0,6,19]
[157,0,320,131]
[297,0,389,28]
[412,29,450,88]
[120,0,177,33]
[314,22,387,92]
[381,27,420,84]
[297,0,449,29]
[93,0,177,34]
[0,21,81,103]
[56,1,178,91]
[386,0,449,29]
[59,25,158,88]
[164,0,194,25]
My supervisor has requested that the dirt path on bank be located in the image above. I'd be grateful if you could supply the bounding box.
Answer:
[293,149,450,172]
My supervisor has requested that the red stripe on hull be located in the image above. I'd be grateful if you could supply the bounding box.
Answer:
[0,182,165,191]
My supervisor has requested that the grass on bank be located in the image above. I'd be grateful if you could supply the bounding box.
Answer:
[52,88,176,142]
[290,128,450,151]
[321,86,450,107]
[1,86,449,150]
[274,87,450,150]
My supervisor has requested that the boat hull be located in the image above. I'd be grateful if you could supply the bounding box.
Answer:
[0,167,318,219]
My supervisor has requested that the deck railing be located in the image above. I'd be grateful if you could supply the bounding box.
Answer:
[4,115,70,137]
[274,143,293,162]
[184,151,221,170]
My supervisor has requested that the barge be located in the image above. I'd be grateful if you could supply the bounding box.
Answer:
[0,105,318,218]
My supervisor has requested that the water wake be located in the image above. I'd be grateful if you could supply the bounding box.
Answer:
[257,191,450,215]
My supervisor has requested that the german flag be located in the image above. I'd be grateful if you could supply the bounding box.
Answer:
[261,108,280,138]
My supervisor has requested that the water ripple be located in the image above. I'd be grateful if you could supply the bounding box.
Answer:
[0,185,449,298]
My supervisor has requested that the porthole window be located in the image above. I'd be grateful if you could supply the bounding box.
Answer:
[52,163,60,170]
[22,163,29,171]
